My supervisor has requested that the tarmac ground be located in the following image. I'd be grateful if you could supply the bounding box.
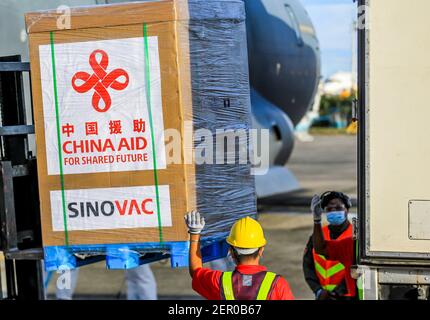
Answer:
[42,134,357,300]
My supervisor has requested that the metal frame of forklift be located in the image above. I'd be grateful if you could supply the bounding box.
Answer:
[0,56,45,300]
[357,0,430,300]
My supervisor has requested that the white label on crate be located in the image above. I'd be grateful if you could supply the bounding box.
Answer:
[39,37,166,175]
[50,185,172,231]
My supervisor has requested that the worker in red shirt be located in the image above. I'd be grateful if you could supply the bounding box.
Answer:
[311,193,357,299]
[184,210,295,300]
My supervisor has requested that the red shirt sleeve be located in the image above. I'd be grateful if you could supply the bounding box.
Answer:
[192,267,223,300]
[270,276,295,300]
[326,237,354,265]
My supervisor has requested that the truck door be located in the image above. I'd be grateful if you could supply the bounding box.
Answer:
[359,0,430,264]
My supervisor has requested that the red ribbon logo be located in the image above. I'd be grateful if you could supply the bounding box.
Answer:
[72,49,129,113]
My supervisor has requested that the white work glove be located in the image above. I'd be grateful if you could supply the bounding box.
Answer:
[311,194,323,224]
[184,210,206,234]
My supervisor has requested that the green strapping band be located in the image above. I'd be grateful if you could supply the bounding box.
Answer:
[50,31,69,246]
[143,23,163,243]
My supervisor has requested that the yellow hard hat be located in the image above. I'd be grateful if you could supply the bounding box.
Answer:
[226,216,266,249]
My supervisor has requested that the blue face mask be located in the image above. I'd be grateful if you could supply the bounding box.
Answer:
[326,211,346,225]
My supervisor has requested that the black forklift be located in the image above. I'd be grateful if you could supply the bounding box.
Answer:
[0,55,45,300]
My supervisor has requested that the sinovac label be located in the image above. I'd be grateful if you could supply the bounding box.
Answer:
[39,37,166,175]
[50,185,172,231]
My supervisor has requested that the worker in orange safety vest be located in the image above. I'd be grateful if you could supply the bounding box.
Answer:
[303,191,357,300]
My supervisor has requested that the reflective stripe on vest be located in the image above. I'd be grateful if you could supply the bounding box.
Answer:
[221,271,277,300]
[222,272,235,300]
[322,284,337,291]
[314,255,345,279]
[312,224,352,293]
[256,272,277,300]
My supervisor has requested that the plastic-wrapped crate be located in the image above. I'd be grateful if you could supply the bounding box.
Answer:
[26,0,255,269]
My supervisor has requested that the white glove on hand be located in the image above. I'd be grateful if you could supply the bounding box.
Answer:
[184,210,206,234]
[311,194,323,224]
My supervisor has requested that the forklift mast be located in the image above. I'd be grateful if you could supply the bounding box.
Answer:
[0,55,45,300]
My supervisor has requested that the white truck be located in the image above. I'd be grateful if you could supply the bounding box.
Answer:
[356,0,430,300]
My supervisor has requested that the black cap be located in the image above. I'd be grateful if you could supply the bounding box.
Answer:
[320,191,352,210]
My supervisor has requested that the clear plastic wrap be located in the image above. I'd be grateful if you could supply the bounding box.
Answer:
[185,0,257,239]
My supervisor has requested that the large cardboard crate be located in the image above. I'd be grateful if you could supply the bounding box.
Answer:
[26,0,256,249]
